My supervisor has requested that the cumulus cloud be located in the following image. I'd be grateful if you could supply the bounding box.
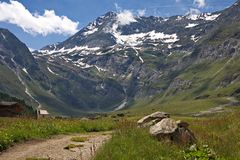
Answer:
[137,9,146,17]
[114,3,144,26]
[114,3,122,12]
[116,10,137,26]
[194,0,206,8]
[186,8,201,20]
[0,0,79,36]
[176,0,206,8]
[187,8,201,15]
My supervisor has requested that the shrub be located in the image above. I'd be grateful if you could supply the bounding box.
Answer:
[183,144,218,160]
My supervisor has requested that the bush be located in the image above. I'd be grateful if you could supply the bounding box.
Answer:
[183,144,218,160]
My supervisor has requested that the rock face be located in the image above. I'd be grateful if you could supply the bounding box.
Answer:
[137,112,170,127]
[138,112,196,145]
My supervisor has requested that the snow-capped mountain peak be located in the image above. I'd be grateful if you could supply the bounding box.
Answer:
[34,9,227,70]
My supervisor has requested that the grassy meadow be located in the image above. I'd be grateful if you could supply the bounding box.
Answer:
[95,110,240,160]
[0,108,240,159]
[0,117,115,151]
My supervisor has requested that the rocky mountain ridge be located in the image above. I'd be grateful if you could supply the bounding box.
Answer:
[0,0,240,115]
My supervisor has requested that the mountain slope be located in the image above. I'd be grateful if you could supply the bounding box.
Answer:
[0,29,126,115]
[1,0,240,116]
[128,1,240,114]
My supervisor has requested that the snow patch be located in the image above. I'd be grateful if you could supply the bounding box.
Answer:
[191,35,200,42]
[47,66,59,75]
[168,52,173,57]
[163,18,169,22]
[38,46,100,56]
[185,23,198,28]
[132,47,144,63]
[203,13,221,21]
[83,22,99,36]
[95,65,106,72]
[175,45,182,48]
[83,28,98,36]
[1,33,6,39]
[110,27,179,47]
[176,16,183,21]
[22,68,28,74]
[187,12,221,21]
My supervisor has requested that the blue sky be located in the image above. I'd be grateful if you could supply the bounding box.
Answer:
[0,0,236,49]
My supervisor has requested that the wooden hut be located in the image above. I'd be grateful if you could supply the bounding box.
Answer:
[37,109,50,118]
[0,102,23,117]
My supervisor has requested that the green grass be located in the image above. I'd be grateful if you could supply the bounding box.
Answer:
[70,136,88,142]
[189,111,240,159]
[1,110,240,159]
[95,120,183,160]
[95,110,240,160]
[127,97,229,117]
[0,117,115,152]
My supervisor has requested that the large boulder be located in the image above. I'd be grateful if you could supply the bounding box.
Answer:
[149,118,196,145]
[137,111,170,127]
[150,118,177,136]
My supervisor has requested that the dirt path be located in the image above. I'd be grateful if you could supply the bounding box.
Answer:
[0,132,111,160]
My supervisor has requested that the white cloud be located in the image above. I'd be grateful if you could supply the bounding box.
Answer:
[113,3,138,26]
[187,8,201,15]
[137,9,146,17]
[186,8,201,20]
[114,3,122,12]
[194,0,206,8]
[0,0,79,36]
[116,10,137,26]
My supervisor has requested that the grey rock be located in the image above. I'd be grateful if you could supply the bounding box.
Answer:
[149,118,196,145]
[137,111,170,127]
[149,118,177,136]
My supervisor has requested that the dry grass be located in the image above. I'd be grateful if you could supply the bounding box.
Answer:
[71,136,88,142]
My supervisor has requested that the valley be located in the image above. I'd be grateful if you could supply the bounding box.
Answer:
[0,0,240,159]
[1,1,240,115]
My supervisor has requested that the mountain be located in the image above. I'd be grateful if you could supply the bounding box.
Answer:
[0,28,125,116]
[1,0,240,116]
[0,28,39,105]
